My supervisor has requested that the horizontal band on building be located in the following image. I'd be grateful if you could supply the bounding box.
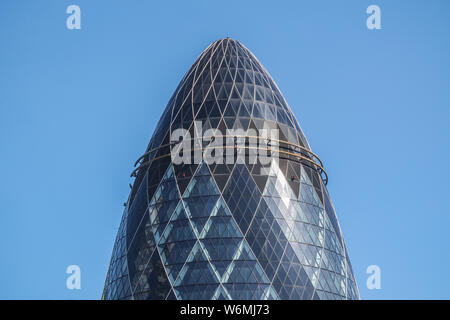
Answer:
[131,136,328,185]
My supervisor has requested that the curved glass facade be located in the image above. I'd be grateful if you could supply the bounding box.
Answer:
[102,38,359,300]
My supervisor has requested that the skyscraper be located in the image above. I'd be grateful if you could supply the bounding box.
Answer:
[102,38,359,300]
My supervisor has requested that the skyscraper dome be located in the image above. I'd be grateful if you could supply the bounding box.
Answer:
[102,38,359,300]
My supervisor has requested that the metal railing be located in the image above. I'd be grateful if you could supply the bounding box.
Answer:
[131,136,328,185]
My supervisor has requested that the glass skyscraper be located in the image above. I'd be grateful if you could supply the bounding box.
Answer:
[102,38,359,300]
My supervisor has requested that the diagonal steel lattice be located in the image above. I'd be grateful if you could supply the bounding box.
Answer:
[102,38,359,300]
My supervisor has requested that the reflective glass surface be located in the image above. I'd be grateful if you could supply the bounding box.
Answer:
[102,38,359,300]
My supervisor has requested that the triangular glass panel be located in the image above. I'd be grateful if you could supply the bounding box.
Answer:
[199,198,243,239]
[174,284,218,300]
[183,162,219,198]
[174,241,220,287]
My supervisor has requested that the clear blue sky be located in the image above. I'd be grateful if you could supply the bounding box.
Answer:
[1,0,449,300]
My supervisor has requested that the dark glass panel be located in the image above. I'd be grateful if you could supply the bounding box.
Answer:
[223,164,261,234]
